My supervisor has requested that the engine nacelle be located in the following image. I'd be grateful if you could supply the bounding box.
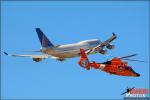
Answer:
[99,49,107,55]
[32,58,42,62]
[107,44,115,50]
[56,58,66,61]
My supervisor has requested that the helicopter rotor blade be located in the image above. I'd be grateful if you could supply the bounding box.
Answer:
[119,54,137,59]
[123,58,147,63]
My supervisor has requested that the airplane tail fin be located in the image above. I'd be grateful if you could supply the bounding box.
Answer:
[80,48,89,59]
[78,48,91,70]
[35,28,54,48]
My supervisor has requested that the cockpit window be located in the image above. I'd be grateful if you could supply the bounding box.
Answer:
[125,67,136,73]
[129,67,136,73]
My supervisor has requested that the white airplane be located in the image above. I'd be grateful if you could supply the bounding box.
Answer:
[3,28,117,62]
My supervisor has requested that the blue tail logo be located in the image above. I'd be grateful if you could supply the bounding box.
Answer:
[36,28,54,48]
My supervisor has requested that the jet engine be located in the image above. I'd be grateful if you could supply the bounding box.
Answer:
[99,49,107,55]
[56,58,66,61]
[32,58,42,62]
[106,44,115,50]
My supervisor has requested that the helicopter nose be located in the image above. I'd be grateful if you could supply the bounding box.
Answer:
[136,73,140,77]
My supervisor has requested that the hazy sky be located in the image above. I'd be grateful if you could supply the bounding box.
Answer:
[1,1,149,99]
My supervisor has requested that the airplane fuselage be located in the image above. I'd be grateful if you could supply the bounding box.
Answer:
[41,39,101,58]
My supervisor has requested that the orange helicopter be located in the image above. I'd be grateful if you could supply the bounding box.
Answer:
[78,48,145,77]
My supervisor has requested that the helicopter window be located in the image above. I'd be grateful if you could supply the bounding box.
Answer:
[125,67,130,70]
[118,66,123,69]
[118,66,123,72]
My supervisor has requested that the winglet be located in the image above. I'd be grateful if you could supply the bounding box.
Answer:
[112,32,116,36]
[3,52,8,55]
[112,32,117,38]
[104,32,117,43]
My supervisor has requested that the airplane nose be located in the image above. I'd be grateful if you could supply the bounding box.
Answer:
[136,73,140,77]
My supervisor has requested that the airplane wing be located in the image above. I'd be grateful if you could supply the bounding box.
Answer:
[3,51,66,62]
[86,33,117,54]
[3,51,49,58]
[3,51,50,62]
